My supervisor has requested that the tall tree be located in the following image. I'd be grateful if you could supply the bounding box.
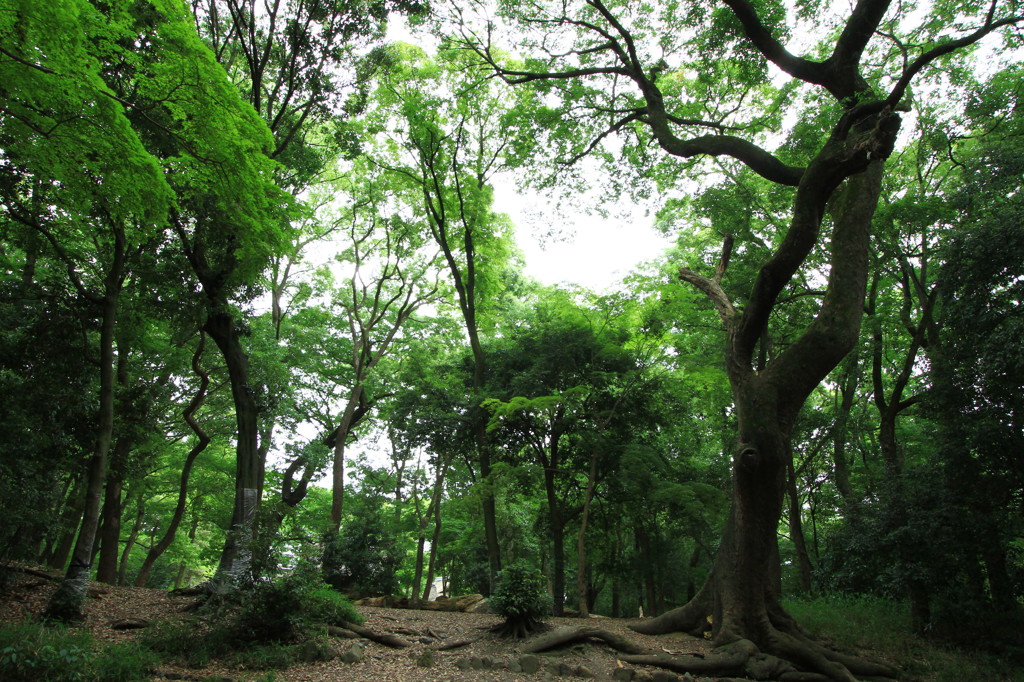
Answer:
[367,44,533,589]
[457,0,1023,677]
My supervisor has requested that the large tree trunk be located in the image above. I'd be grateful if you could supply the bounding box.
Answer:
[633,155,895,681]
[205,309,262,588]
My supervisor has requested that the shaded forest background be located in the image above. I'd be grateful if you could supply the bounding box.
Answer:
[1,0,1022,672]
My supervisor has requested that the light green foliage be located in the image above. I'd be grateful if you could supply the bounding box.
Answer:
[0,0,171,224]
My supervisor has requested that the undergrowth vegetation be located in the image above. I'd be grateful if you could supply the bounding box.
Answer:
[140,564,361,670]
[0,621,158,681]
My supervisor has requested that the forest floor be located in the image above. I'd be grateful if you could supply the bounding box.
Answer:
[3,569,925,682]
[0,571,718,681]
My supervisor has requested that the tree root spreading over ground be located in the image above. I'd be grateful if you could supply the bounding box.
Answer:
[521,622,898,682]
[618,583,899,682]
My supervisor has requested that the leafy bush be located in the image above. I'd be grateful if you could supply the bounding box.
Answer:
[141,563,361,672]
[0,621,156,681]
[234,563,362,643]
[488,560,551,638]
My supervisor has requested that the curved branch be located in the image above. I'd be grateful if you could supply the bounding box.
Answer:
[827,0,895,92]
[886,12,1024,107]
[650,132,804,186]
[720,0,829,86]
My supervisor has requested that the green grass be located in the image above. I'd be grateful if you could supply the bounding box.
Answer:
[784,595,1024,682]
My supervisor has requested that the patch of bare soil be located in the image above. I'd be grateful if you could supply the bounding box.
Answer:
[0,568,716,682]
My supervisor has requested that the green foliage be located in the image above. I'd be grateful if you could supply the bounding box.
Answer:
[488,560,551,632]
[0,621,157,682]
[141,565,361,672]
[232,564,362,643]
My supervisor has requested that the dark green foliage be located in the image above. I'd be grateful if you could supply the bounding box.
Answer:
[785,596,1024,682]
[0,621,157,682]
[321,501,402,596]
[0,281,95,564]
[232,564,363,643]
[140,564,361,670]
[488,560,551,638]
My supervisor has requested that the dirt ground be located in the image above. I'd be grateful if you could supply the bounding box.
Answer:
[0,569,719,681]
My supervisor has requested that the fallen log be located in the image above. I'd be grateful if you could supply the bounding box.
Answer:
[341,621,412,648]
[522,626,650,655]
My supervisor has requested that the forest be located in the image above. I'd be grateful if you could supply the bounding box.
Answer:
[1,0,1023,680]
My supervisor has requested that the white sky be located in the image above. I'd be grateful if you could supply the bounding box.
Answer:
[493,184,675,291]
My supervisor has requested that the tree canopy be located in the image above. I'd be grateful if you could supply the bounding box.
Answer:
[1,0,1022,679]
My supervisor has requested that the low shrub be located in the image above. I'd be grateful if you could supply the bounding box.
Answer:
[488,560,551,638]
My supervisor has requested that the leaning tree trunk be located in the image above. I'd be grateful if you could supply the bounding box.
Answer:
[136,334,211,586]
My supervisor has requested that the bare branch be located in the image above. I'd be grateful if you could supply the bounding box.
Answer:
[679,267,738,328]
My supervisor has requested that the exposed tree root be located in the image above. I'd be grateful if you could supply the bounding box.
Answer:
[490,617,547,639]
[522,625,650,655]
[325,625,361,639]
[435,637,480,650]
[629,580,713,637]
[628,604,899,682]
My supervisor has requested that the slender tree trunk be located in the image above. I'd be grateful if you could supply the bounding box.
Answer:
[785,460,813,594]
[576,451,599,616]
[118,495,144,585]
[832,352,860,505]
[414,461,447,604]
[137,335,211,586]
[423,481,444,602]
[331,385,364,532]
[45,475,85,570]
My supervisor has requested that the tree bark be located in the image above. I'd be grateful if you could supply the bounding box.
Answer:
[96,471,123,585]
[633,158,889,681]
[118,495,144,586]
[330,384,364,532]
[204,309,262,588]
[45,475,85,571]
[136,334,211,586]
